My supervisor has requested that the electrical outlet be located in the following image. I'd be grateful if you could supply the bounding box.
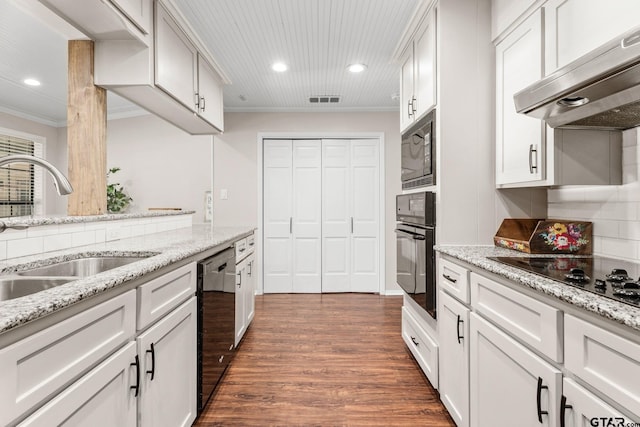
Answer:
[221,189,228,200]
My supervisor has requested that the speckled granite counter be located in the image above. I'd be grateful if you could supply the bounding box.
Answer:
[436,245,640,332]
[0,225,253,335]
[0,210,194,227]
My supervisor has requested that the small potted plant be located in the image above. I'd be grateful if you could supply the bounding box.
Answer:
[107,167,132,213]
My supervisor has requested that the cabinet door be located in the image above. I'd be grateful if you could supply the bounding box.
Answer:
[495,9,545,185]
[110,0,151,34]
[413,8,436,119]
[350,139,379,293]
[544,0,640,73]
[17,342,137,427]
[263,140,293,293]
[155,2,198,111]
[470,313,561,427]
[292,140,322,293]
[400,47,415,131]
[322,139,351,292]
[246,254,256,325]
[138,297,197,427]
[438,291,470,427]
[561,379,632,427]
[235,258,247,346]
[197,55,224,131]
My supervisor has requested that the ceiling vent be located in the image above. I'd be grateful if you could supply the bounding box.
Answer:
[309,95,340,104]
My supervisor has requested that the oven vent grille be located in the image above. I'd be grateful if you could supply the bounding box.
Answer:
[402,176,435,189]
[309,95,341,104]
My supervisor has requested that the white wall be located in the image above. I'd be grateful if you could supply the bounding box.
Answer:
[548,128,640,261]
[214,111,401,292]
[105,114,213,222]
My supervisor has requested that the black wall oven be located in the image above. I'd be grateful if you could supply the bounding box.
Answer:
[396,192,436,318]
[401,109,435,189]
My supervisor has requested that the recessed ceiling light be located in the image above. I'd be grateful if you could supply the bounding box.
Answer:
[348,63,367,73]
[23,78,41,86]
[272,62,288,72]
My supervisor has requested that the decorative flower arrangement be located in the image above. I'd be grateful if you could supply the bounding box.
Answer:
[539,222,588,252]
[107,167,132,213]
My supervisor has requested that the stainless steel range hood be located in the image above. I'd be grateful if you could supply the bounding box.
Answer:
[514,26,640,130]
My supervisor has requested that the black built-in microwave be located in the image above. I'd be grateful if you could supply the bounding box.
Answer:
[401,109,435,189]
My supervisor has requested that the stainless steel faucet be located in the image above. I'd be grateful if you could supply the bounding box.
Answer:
[0,154,73,195]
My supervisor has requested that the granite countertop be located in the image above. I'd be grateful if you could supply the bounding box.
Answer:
[0,224,254,335]
[436,245,640,332]
[0,210,195,227]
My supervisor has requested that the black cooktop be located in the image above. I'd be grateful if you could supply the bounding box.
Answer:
[488,256,640,307]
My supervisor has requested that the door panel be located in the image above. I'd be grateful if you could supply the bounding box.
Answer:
[351,237,378,292]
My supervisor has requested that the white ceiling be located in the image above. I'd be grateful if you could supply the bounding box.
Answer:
[0,0,419,126]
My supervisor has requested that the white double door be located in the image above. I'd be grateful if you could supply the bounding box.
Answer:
[263,138,379,294]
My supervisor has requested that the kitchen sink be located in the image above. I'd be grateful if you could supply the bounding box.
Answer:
[0,277,75,301]
[16,256,150,278]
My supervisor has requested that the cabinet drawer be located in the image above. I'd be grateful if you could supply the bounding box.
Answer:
[235,237,248,261]
[0,290,136,426]
[17,342,137,427]
[565,314,640,419]
[470,272,563,362]
[137,262,196,330]
[439,258,470,303]
[246,233,255,255]
[402,306,439,389]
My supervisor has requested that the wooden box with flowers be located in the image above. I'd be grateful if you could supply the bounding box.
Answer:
[494,218,592,255]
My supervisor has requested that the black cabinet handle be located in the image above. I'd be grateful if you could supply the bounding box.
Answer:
[560,395,572,427]
[146,343,155,381]
[200,96,206,112]
[410,336,419,346]
[130,355,140,397]
[248,262,252,277]
[536,377,549,423]
[443,274,457,283]
[237,272,242,287]
[457,315,464,344]
[217,263,227,272]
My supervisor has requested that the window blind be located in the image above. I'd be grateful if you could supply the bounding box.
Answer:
[0,134,35,217]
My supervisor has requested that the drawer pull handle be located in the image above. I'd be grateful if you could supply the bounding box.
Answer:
[456,315,464,344]
[443,274,457,283]
[217,263,227,272]
[410,336,419,346]
[536,377,549,423]
[560,395,572,427]
[218,355,224,363]
[130,355,140,397]
[146,343,156,381]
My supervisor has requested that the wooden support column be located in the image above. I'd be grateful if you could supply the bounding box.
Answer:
[67,40,107,216]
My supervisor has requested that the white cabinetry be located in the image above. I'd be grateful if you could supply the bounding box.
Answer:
[561,379,631,427]
[495,9,545,186]
[401,305,438,388]
[17,342,138,427]
[39,0,151,42]
[137,297,197,427]
[235,233,255,346]
[400,7,436,132]
[470,313,561,427]
[94,1,225,134]
[1,262,198,426]
[438,290,469,427]
[543,0,640,73]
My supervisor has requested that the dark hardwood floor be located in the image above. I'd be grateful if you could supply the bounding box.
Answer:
[195,293,455,426]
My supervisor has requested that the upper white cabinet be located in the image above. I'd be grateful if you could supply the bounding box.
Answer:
[494,5,624,187]
[92,1,226,134]
[39,0,151,43]
[490,0,537,41]
[400,6,436,132]
[544,0,640,73]
[495,9,545,186]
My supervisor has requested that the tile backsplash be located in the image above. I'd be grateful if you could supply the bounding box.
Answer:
[548,128,640,261]
[0,214,193,261]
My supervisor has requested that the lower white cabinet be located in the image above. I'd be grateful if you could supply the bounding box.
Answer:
[438,290,469,427]
[470,313,561,427]
[137,297,197,427]
[401,305,439,389]
[560,378,631,427]
[17,342,138,427]
[235,247,255,346]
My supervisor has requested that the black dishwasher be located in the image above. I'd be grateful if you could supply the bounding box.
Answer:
[197,247,236,414]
